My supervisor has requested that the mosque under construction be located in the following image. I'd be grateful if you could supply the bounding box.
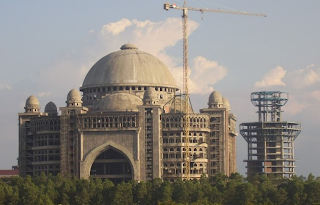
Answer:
[18,44,238,183]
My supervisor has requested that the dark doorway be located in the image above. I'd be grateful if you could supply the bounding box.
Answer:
[90,148,132,183]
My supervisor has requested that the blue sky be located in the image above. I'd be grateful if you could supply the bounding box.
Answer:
[1,0,319,176]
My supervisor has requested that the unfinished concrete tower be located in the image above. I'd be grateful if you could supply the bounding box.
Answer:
[240,91,301,178]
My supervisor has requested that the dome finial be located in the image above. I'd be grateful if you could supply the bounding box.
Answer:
[120,43,138,50]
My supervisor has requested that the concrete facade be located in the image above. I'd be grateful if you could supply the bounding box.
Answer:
[18,44,237,182]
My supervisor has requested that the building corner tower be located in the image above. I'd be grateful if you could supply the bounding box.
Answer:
[240,91,301,178]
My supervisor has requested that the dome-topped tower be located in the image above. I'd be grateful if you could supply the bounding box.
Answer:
[24,95,40,113]
[45,101,58,116]
[66,89,82,107]
[143,87,158,105]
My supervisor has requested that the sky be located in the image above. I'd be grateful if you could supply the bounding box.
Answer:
[0,0,319,177]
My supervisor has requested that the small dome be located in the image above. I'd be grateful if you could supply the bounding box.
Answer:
[25,95,40,113]
[94,93,143,112]
[45,101,57,115]
[222,97,231,111]
[143,87,157,101]
[67,89,81,102]
[26,95,39,107]
[208,91,223,105]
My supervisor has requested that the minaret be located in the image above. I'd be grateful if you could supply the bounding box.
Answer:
[200,91,237,176]
[138,87,162,180]
[60,89,88,177]
[18,95,43,176]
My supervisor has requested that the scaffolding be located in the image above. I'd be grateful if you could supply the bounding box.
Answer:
[240,91,301,178]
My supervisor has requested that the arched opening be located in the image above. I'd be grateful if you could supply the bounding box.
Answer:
[90,148,132,183]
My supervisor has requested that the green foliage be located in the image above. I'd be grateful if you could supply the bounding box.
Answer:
[158,180,172,203]
[1,173,320,205]
[172,178,190,204]
[113,182,133,205]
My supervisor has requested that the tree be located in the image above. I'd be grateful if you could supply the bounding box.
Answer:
[304,173,320,205]
[172,179,190,204]
[281,175,307,205]
[89,178,104,205]
[113,182,133,205]
[150,178,163,204]
[254,175,276,205]
[74,179,91,205]
[210,172,227,192]
[5,186,19,205]
[273,187,287,205]
[234,183,256,205]
[158,180,172,203]
[44,179,59,204]
[102,179,115,203]
[18,175,42,205]
[0,183,6,205]
[133,181,149,205]
[56,178,76,205]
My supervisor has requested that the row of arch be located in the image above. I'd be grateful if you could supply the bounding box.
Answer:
[163,147,205,152]
[33,149,60,162]
[79,115,138,129]
[31,118,60,131]
[162,116,209,129]
[163,132,205,137]
[33,135,60,147]
[163,137,206,144]
[83,86,175,94]
[33,165,60,176]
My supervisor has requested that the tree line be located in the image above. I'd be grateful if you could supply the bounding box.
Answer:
[0,173,320,205]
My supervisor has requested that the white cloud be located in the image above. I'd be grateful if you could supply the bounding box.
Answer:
[284,95,310,115]
[0,83,11,90]
[38,92,52,97]
[189,56,228,94]
[285,65,320,89]
[254,66,286,88]
[102,18,132,35]
[35,17,227,103]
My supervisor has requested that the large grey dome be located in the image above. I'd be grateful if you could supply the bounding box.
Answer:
[81,44,178,89]
[94,93,143,112]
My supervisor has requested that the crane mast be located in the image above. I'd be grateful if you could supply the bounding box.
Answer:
[164,1,265,180]
[182,0,191,180]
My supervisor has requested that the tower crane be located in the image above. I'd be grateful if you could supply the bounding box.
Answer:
[164,1,266,180]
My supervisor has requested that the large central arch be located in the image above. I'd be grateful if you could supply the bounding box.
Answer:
[80,141,139,181]
[91,148,132,183]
